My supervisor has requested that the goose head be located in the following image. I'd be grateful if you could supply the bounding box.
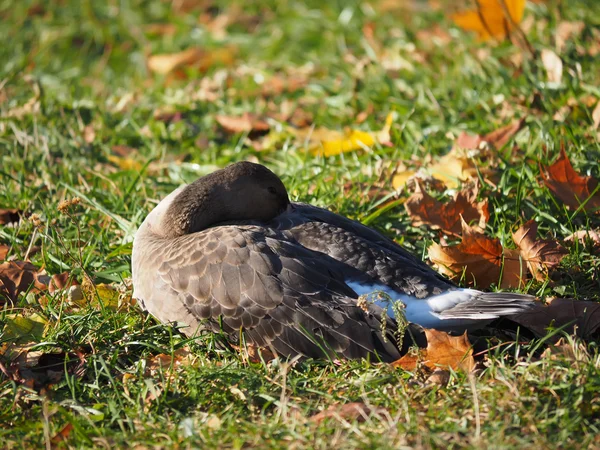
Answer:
[141,161,290,239]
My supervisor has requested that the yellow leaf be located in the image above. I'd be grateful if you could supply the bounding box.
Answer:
[107,155,143,172]
[452,0,526,40]
[391,169,417,190]
[3,313,47,344]
[307,113,393,157]
[81,279,120,310]
[427,148,476,189]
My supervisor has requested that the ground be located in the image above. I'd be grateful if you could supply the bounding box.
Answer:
[1,0,600,448]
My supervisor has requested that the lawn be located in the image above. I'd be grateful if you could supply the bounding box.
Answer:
[1,0,600,448]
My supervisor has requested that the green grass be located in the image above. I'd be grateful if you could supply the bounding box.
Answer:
[1,0,600,448]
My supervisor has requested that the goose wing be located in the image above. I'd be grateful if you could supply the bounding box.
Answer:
[275,203,453,298]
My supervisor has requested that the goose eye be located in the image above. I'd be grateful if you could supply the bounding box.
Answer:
[267,186,277,195]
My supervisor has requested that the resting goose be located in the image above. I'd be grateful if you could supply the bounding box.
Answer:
[132,162,534,362]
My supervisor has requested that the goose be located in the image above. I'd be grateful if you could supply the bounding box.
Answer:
[132,161,535,362]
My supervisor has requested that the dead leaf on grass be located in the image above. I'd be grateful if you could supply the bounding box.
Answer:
[216,113,270,138]
[0,209,21,225]
[428,218,565,289]
[556,21,585,52]
[405,182,489,235]
[392,329,475,372]
[0,261,48,303]
[540,146,600,213]
[512,220,568,280]
[591,100,600,130]
[48,272,80,294]
[145,347,192,377]
[541,49,563,84]
[509,297,600,339]
[50,423,74,445]
[428,218,520,288]
[0,244,9,260]
[310,402,387,424]
[299,113,393,157]
[147,47,236,77]
[452,0,526,40]
[565,229,600,248]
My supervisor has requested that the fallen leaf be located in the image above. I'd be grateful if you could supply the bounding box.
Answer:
[144,23,178,36]
[429,217,565,289]
[428,218,515,288]
[310,402,386,424]
[0,209,21,225]
[0,244,9,260]
[541,49,563,84]
[481,118,525,149]
[592,100,600,130]
[145,347,192,377]
[428,143,496,189]
[0,261,48,303]
[108,145,142,171]
[512,220,568,280]
[50,423,74,445]
[426,369,451,386]
[216,113,270,138]
[83,125,95,144]
[392,329,475,372]
[556,21,585,52]
[147,47,236,77]
[80,278,120,309]
[565,229,600,247]
[48,272,80,294]
[405,182,489,235]
[452,0,526,40]
[509,298,600,339]
[302,113,393,157]
[540,146,600,213]
[3,313,47,345]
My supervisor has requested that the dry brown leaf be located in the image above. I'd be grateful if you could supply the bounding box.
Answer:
[0,261,48,303]
[509,298,600,339]
[0,244,9,260]
[216,113,270,138]
[428,218,520,288]
[482,118,525,149]
[405,182,489,236]
[592,100,600,130]
[147,47,236,77]
[82,125,95,144]
[556,21,585,52]
[512,220,568,280]
[48,272,80,294]
[50,423,74,445]
[144,23,178,36]
[0,209,21,225]
[392,329,475,372]
[565,229,600,247]
[541,49,563,84]
[310,402,386,424]
[145,348,192,377]
[541,147,600,213]
[426,369,451,386]
[429,218,565,289]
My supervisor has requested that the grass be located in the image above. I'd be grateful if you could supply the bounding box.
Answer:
[1,0,600,448]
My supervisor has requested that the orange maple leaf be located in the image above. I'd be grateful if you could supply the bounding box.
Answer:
[453,0,526,40]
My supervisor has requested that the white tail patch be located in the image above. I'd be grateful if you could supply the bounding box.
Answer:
[347,281,489,330]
